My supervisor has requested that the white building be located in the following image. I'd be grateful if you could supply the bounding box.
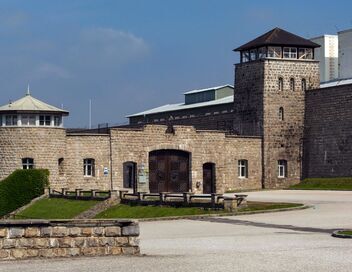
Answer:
[338,29,352,80]
[311,35,338,82]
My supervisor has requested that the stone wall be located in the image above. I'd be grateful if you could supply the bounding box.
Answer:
[110,125,262,193]
[0,219,139,260]
[65,134,112,190]
[0,127,66,187]
[303,83,352,178]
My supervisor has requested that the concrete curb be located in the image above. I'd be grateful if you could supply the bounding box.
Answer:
[136,204,310,222]
[332,230,352,239]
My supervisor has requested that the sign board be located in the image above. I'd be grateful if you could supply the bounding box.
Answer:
[103,167,109,176]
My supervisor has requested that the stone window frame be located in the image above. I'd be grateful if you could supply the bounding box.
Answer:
[238,159,248,179]
[58,158,64,176]
[22,158,34,170]
[83,158,95,177]
[289,78,295,91]
[278,160,287,178]
[278,77,283,91]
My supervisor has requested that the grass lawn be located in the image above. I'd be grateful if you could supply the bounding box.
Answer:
[95,202,303,219]
[15,198,99,219]
[338,230,352,236]
[289,177,352,191]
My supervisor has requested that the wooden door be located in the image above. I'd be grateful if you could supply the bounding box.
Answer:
[203,163,216,194]
[149,150,190,193]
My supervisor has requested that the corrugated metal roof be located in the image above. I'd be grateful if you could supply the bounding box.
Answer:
[0,93,69,115]
[234,27,320,51]
[126,95,233,118]
[320,78,352,88]
[183,84,233,95]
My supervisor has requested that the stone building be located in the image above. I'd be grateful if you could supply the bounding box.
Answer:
[0,27,351,193]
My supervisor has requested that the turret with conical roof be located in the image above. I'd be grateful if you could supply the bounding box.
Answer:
[0,89,69,127]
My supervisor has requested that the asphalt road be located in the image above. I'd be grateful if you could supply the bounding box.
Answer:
[1,190,352,272]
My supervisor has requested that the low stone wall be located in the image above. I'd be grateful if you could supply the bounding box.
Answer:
[0,219,139,260]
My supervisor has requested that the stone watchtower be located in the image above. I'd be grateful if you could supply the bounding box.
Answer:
[232,28,320,188]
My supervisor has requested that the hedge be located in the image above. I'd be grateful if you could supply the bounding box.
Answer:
[0,169,49,217]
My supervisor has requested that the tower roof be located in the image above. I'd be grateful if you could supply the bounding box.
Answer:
[0,93,69,115]
[234,27,320,51]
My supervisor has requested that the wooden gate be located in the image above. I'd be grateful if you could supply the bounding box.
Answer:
[203,163,216,194]
[149,150,190,193]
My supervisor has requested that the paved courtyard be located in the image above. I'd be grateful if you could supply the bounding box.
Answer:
[1,190,352,272]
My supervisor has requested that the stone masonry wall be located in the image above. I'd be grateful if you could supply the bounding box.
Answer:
[0,127,66,187]
[303,83,352,178]
[64,134,111,190]
[110,125,262,193]
[0,219,139,260]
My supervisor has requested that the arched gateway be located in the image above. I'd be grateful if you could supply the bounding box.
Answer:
[149,150,190,193]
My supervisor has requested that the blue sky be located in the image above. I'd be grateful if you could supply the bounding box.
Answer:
[0,0,351,127]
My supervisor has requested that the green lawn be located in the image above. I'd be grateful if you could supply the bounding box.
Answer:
[290,177,352,191]
[95,202,303,219]
[338,230,352,236]
[15,198,98,219]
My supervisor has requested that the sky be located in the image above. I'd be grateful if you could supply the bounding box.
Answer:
[0,0,351,127]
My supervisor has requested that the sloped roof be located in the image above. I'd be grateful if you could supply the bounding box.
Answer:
[234,27,320,51]
[126,95,233,118]
[320,78,352,88]
[183,84,233,95]
[0,93,69,115]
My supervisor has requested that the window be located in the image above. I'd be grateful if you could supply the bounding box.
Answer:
[283,47,297,59]
[301,78,307,91]
[298,48,313,59]
[278,160,287,178]
[278,77,283,91]
[279,107,284,121]
[5,115,17,126]
[58,158,64,176]
[290,78,295,91]
[238,160,248,178]
[83,159,95,177]
[54,116,61,127]
[21,115,36,126]
[267,47,282,58]
[242,51,250,62]
[39,115,51,126]
[258,47,267,59]
[22,158,34,169]
[250,49,257,61]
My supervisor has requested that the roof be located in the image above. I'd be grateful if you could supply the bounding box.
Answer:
[234,27,320,51]
[126,95,233,118]
[0,93,69,115]
[183,84,233,95]
[320,78,352,88]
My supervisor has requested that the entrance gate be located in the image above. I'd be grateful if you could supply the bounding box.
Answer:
[149,150,190,193]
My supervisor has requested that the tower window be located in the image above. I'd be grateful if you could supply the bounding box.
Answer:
[301,78,307,91]
[258,47,267,59]
[278,160,287,178]
[279,107,284,121]
[299,48,313,59]
[54,116,62,127]
[283,47,297,59]
[250,49,257,61]
[22,158,34,169]
[238,160,248,178]
[5,115,17,126]
[278,77,283,91]
[290,78,295,91]
[242,51,250,62]
[39,115,51,126]
[267,46,282,58]
[83,158,95,177]
[58,158,64,176]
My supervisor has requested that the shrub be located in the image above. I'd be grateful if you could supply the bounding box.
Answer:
[0,169,49,217]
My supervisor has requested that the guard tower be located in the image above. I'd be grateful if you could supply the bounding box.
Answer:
[232,27,320,188]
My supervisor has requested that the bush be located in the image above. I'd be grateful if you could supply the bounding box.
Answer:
[0,169,49,217]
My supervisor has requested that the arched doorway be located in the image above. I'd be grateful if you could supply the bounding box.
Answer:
[149,150,190,193]
[203,163,216,194]
[123,162,137,193]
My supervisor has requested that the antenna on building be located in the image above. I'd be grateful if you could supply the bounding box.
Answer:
[26,84,30,96]
[89,99,92,129]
